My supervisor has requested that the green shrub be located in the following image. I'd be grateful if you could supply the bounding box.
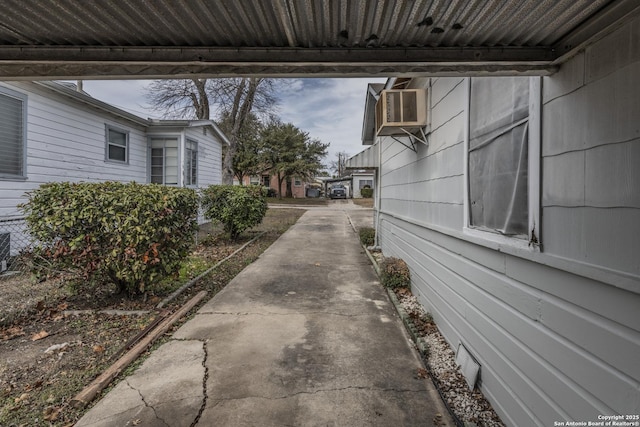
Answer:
[380,257,411,289]
[20,182,199,295]
[265,187,278,198]
[201,185,267,240]
[359,227,375,246]
[360,188,373,198]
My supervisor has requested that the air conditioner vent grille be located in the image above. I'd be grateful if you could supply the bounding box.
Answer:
[375,89,428,136]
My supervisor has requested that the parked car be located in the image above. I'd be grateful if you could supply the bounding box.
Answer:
[329,185,347,199]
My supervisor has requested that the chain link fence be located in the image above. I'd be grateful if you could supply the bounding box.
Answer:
[0,216,32,273]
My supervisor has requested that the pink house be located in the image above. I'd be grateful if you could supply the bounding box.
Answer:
[240,173,308,198]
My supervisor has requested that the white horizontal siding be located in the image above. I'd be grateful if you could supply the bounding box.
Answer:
[541,15,640,278]
[542,206,640,277]
[383,176,462,204]
[0,84,225,222]
[429,78,466,154]
[0,82,148,217]
[381,200,464,231]
[184,127,222,188]
[380,215,640,425]
[373,15,640,427]
[543,51,640,156]
[585,140,640,208]
[379,77,466,232]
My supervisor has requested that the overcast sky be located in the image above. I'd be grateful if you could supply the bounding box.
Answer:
[80,78,386,168]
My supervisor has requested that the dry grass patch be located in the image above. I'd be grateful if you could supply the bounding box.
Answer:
[352,198,374,208]
[268,197,327,206]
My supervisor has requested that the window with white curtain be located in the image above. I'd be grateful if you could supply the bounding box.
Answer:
[185,139,198,186]
[0,87,26,179]
[150,138,179,185]
[468,77,533,238]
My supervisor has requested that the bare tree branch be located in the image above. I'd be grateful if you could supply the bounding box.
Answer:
[144,78,280,183]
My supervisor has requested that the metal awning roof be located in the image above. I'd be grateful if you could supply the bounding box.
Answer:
[0,0,638,79]
[346,144,379,169]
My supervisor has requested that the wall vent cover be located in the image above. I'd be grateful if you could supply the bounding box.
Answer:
[456,342,480,390]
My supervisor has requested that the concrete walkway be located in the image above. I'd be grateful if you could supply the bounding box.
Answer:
[76,205,453,426]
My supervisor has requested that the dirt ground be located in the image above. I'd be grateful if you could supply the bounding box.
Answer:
[0,208,305,426]
[351,198,374,208]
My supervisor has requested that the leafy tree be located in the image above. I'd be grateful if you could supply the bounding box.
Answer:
[261,120,329,198]
[145,78,278,184]
[213,78,278,184]
[218,112,267,184]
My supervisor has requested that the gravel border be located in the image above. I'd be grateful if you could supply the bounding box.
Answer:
[361,243,505,427]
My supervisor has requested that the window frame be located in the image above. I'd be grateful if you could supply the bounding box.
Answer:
[463,77,541,251]
[294,178,302,187]
[105,124,130,164]
[184,139,198,187]
[359,179,373,189]
[0,86,27,181]
[148,136,180,186]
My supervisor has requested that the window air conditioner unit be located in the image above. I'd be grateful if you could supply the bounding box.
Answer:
[375,89,428,136]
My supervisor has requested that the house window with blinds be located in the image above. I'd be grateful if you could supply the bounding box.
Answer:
[185,139,198,186]
[0,87,27,179]
[468,77,530,237]
[150,138,179,185]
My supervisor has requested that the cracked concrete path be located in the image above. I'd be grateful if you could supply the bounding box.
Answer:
[76,207,454,426]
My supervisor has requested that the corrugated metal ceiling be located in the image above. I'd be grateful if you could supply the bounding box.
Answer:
[0,0,637,79]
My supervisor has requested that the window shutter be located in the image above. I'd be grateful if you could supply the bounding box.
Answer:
[0,93,24,177]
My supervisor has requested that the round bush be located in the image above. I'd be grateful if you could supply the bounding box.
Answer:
[201,185,267,240]
[359,227,375,246]
[380,257,411,289]
[21,182,199,295]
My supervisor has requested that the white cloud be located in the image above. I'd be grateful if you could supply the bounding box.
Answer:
[277,78,385,163]
[79,77,387,166]
[82,80,157,118]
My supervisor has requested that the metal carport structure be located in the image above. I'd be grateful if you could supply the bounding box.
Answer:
[0,0,638,79]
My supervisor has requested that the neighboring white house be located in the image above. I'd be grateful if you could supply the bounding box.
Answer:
[0,81,228,262]
[348,13,639,427]
[351,170,375,199]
